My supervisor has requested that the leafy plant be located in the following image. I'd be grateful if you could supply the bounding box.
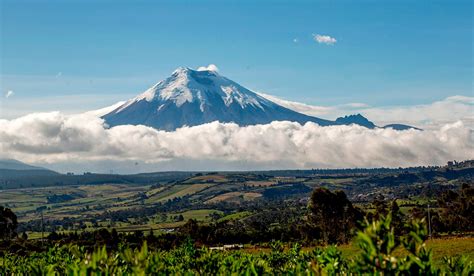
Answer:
[443,255,473,275]
[354,214,400,274]
[0,215,471,275]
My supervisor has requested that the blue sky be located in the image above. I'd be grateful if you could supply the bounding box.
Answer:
[1,0,472,119]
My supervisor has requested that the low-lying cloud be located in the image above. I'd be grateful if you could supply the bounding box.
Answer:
[258,94,474,130]
[1,112,472,172]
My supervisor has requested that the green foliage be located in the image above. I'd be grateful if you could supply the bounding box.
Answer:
[438,183,474,232]
[354,213,472,275]
[311,245,348,274]
[1,215,471,275]
[308,187,363,244]
[355,214,400,274]
[400,218,439,275]
[443,255,473,275]
[0,206,18,240]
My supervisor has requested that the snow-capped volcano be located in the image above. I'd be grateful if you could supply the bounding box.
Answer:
[102,67,416,131]
[103,67,335,130]
[118,67,272,113]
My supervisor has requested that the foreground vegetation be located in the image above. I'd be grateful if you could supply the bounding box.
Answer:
[1,216,472,275]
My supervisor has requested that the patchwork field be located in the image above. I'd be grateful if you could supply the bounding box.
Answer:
[1,184,151,222]
[205,191,262,204]
[3,166,472,246]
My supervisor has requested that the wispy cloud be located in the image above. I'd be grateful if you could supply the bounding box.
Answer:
[293,38,299,43]
[5,90,14,98]
[197,64,219,72]
[313,34,337,45]
[55,72,62,78]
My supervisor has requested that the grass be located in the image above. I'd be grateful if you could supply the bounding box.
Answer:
[163,184,215,200]
[146,184,214,203]
[173,209,223,221]
[243,237,473,270]
[337,237,474,269]
[205,192,262,204]
[145,186,166,198]
[218,211,253,223]
[3,184,151,222]
[25,232,46,240]
[182,174,229,183]
[427,237,474,267]
[145,185,188,203]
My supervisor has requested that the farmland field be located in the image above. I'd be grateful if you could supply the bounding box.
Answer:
[2,165,472,232]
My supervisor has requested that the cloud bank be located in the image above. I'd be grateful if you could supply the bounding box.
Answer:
[1,112,472,172]
[258,94,474,130]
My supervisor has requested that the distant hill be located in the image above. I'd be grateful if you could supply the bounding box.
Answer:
[0,159,47,170]
[383,124,422,131]
[0,159,59,179]
[0,169,60,178]
[0,170,194,189]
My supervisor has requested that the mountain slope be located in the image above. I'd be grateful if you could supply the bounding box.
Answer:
[0,159,48,171]
[0,159,59,179]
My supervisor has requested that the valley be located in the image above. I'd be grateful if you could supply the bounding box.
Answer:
[3,162,471,237]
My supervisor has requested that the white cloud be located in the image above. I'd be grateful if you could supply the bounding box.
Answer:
[5,90,14,98]
[293,38,299,43]
[358,96,474,129]
[313,34,337,45]
[257,92,333,115]
[197,64,219,72]
[55,72,62,78]
[0,112,472,172]
[258,94,474,130]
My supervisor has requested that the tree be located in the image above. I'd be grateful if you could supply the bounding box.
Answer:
[370,199,406,236]
[308,188,363,244]
[209,212,222,221]
[179,219,199,237]
[390,200,406,236]
[371,198,389,220]
[438,183,473,232]
[176,214,184,222]
[0,206,18,240]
